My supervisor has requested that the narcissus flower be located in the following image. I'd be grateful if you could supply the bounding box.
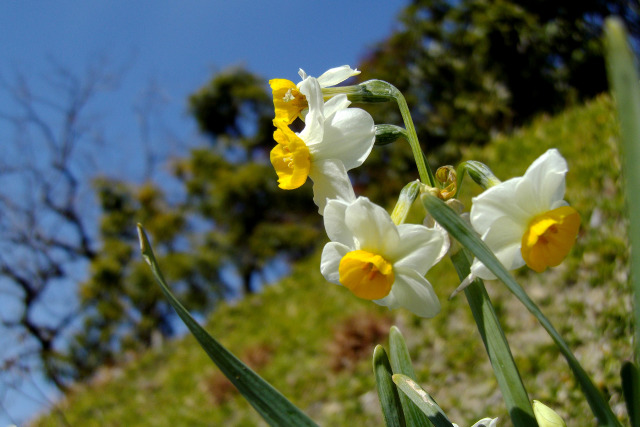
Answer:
[269,65,360,124]
[320,197,449,318]
[469,149,580,280]
[270,76,375,213]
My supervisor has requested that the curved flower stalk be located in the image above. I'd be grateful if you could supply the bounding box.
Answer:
[468,149,580,281]
[270,77,375,214]
[269,65,360,124]
[320,197,449,317]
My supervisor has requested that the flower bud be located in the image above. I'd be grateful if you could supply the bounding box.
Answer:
[322,79,398,104]
[374,124,408,146]
[533,400,566,427]
[460,160,501,190]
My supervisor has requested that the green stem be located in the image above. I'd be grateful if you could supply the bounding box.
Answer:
[394,90,434,186]
[323,81,435,186]
[450,250,537,427]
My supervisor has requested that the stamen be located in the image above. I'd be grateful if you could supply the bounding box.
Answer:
[283,89,295,102]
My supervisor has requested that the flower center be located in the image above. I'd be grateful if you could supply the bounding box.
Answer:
[269,79,308,124]
[338,250,395,300]
[521,206,581,273]
[270,122,310,190]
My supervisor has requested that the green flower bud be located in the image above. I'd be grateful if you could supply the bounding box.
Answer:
[374,124,408,146]
[458,160,501,190]
[321,79,398,104]
[533,400,566,427]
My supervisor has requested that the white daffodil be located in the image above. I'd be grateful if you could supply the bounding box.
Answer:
[469,149,580,280]
[269,65,360,124]
[453,417,499,427]
[320,197,449,318]
[270,76,375,214]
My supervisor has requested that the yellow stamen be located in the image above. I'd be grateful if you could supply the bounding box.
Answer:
[339,250,395,300]
[269,79,307,124]
[521,206,580,273]
[270,122,310,189]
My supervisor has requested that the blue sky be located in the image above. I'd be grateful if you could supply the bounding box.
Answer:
[0,1,407,424]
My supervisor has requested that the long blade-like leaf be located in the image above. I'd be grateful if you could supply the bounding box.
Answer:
[621,361,640,427]
[450,250,536,426]
[604,17,640,371]
[389,327,434,427]
[374,345,406,427]
[392,374,454,427]
[422,195,621,426]
[137,225,317,427]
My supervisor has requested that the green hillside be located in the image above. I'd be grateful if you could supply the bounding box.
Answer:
[34,94,631,426]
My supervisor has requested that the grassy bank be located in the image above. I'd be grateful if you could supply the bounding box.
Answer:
[35,94,631,426]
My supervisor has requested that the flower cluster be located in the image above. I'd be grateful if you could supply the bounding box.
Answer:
[269,66,375,213]
[268,66,580,319]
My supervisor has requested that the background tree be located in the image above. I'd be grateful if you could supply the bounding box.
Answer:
[358,0,640,164]
[0,60,120,391]
[69,66,324,381]
[6,0,637,405]
[179,67,322,295]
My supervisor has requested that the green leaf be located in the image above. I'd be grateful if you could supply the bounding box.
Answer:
[373,345,406,427]
[391,374,454,427]
[621,361,640,427]
[388,327,434,427]
[137,224,318,427]
[604,17,640,371]
[421,195,622,427]
[450,250,536,427]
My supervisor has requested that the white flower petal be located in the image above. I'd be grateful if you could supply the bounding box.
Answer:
[344,197,399,253]
[469,258,496,281]
[313,107,375,170]
[520,148,568,213]
[323,198,354,246]
[320,242,350,285]
[471,150,570,234]
[375,267,440,318]
[317,65,360,87]
[392,225,449,275]
[471,177,528,232]
[298,77,325,124]
[470,418,499,427]
[309,159,356,215]
[323,94,351,118]
[470,215,525,280]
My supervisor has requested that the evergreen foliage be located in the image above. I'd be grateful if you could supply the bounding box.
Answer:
[69,67,322,381]
[359,0,639,158]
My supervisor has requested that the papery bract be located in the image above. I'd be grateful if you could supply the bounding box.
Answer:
[469,149,580,280]
[320,197,449,318]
